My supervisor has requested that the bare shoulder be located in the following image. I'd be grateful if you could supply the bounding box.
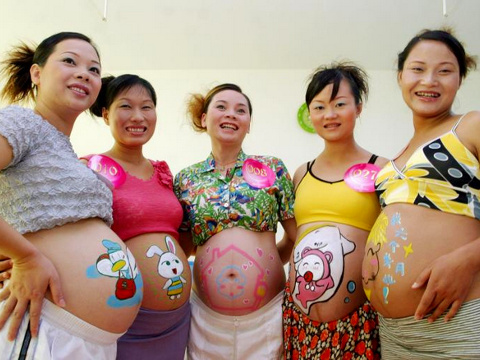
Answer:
[458,110,480,128]
[456,111,480,158]
[373,155,389,169]
[293,162,309,188]
[361,148,389,169]
[465,110,480,118]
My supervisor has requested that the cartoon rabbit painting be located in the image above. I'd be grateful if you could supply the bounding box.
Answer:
[147,236,186,299]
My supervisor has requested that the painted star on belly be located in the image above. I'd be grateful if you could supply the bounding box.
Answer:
[403,243,413,258]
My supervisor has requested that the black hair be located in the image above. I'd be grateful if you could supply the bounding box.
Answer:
[90,74,157,117]
[306,61,369,107]
[0,32,99,103]
[397,28,477,78]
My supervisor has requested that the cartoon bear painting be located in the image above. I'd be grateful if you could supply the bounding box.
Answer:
[293,226,355,314]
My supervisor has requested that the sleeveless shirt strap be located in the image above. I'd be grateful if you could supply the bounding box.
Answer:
[306,160,313,172]
[295,160,315,194]
[452,113,469,133]
[306,159,317,175]
[368,154,378,164]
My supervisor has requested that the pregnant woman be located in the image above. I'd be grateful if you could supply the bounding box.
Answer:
[0,32,141,359]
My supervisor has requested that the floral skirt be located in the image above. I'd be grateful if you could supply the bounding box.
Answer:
[283,281,380,360]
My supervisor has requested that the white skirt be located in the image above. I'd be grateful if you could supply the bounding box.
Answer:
[188,290,283,360]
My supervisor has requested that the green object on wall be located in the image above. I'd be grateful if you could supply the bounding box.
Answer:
[297,103,315,133]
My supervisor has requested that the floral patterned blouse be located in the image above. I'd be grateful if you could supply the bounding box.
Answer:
[174,150,295,246]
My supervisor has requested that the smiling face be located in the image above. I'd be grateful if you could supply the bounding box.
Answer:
[308,78,361,143]
[31,39,102,116]
[201,89,251,146]
[398,40,461,119]
[103,85,157,149]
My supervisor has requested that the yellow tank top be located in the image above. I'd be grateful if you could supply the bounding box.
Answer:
[294,156,381,231]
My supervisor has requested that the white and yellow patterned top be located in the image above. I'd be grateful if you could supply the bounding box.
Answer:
[375,114,480,219]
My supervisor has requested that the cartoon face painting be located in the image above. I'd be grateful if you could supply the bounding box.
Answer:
[362,243,381,286]
[292,225,355,314]
[95,239,139,300]
[146,235,186,299]
[295,247,335,309]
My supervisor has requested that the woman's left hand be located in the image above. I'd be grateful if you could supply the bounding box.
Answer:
[412,246,476,322]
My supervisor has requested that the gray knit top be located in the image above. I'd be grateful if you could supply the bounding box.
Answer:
[0,106,113,234]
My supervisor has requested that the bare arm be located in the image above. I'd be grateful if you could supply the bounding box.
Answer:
[413,112,480,322]
[292,162,308,191]
[277,218,297,264]
[413,236,480,322]
[274,164,307,264]
[0,135,65,340]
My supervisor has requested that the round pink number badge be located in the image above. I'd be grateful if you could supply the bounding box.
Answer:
[344,163,380,193]
[87,155,126,189]
[242,159,275,189]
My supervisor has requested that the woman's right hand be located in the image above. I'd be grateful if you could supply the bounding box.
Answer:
[0,255,13,289]
[0,250,65,341]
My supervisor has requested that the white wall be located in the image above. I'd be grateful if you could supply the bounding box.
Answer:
[70,69,480,178]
